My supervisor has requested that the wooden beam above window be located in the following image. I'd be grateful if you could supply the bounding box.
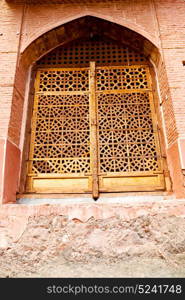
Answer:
[6,0,118,3]
[6,0,80,3]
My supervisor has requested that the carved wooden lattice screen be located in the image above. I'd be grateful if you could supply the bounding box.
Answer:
[26,68,92,193]
[37,38,148,68]
[96,65,164,194]
[26,39,165,196]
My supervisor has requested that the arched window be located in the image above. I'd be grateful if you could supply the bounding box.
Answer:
[25,36,165,199]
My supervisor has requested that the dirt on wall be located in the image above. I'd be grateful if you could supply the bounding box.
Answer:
[0,213,185,277]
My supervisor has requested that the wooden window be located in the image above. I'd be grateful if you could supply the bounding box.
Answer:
[26,61,165,197]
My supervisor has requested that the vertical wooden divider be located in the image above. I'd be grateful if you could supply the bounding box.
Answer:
[89,61,99,199]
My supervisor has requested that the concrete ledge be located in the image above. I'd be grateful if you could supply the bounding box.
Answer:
[17,195,168,205]
[1,199,185,223]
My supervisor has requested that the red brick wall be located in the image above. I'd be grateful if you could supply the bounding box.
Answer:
[154,0,185,143]
[157,60,178,146]
[0,1,22,141]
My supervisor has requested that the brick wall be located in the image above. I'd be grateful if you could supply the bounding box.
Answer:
[154,0,185,142]
[157,59,178,146]
[0,1,22,141]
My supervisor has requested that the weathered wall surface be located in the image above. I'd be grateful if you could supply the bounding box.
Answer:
[0,0,185,202]
[0,201,185,277]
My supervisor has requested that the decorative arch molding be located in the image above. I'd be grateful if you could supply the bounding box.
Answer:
[20,15,161,67]
[21,12,160,55]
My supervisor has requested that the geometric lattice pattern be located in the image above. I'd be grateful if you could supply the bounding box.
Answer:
[29,69,91,175]
[39,69,89,92]
[38,38,147,68]
[95,64,161,175]
[28,56,162,191]
[28,65,161,177]
[25,36,166,194]
[97,92,160,173]
[96,66,149,90]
